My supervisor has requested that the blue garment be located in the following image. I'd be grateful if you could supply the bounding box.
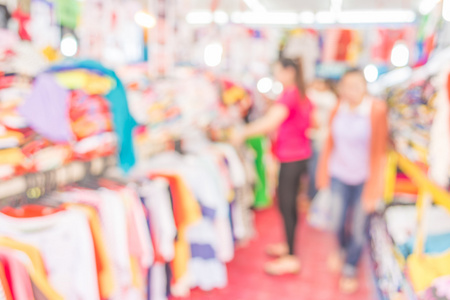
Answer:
[331,177,368,277]
[398,232,450,259]
[190,244,216,260]
[48,60,138,172]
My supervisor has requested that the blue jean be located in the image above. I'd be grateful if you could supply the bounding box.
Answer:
[308,147,320,201]
[331,177,368,278]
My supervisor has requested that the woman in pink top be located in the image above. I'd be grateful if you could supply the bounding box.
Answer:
[232,58,314,275]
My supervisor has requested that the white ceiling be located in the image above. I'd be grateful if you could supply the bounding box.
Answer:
[187,0,422,12]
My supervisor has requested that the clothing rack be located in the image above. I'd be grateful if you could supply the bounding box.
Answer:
[0,156,117,206]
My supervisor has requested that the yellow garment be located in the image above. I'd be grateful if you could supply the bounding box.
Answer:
[130,256,144,290]
[223,86,247,106]
[63,203,115,299]
[0,238,63,300]
[55,70,115,95]
[42,46,59,62]
[407,251,450,292]
[0,131,24,145]
[0,148,25,165]
[346,31,361,65]
[115,193,145,290]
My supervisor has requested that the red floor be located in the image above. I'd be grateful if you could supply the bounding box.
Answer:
[183,206,376,300]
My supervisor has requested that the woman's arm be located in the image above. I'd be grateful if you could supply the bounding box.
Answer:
[243,104,288,138]
[231,104,289,145]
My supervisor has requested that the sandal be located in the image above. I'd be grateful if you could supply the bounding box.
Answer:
[328,251,343,273]
[340,277,359,294]
[265,243,289,257]
[264,256,301,276]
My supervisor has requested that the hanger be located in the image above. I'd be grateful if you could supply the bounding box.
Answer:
[76,161,102,189]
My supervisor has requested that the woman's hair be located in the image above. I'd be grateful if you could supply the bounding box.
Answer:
[278,57,306,98]
[342,68,366,82]
[324,78,338,96]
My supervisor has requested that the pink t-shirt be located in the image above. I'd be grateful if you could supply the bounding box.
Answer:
[274,86,313,163]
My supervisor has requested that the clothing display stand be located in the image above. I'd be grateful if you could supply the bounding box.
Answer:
[0,156,116,207]
[370,48,450,299]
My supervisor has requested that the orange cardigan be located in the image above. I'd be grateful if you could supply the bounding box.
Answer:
[316,98,389,213]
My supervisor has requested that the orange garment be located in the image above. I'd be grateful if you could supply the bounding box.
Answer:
[316,98,388,212]
[0,238,63,300]
[0,261,13,300]
[150,173,202,283]
[130,256,144,290]
[62,203,114,299]
[0,130,24,145]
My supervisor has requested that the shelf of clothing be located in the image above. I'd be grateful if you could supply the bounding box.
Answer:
[377,151,450,299]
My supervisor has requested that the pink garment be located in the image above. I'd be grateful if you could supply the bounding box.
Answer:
[120,187,153,269]
[322,29,341,62]
[274,86,313,163]
[0,249,35,300]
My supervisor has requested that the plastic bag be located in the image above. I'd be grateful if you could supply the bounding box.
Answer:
[308,188,338,231]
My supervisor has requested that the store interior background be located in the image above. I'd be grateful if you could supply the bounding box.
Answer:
[0,0,449,300]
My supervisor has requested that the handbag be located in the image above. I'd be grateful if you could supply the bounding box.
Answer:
[308,188,338,231]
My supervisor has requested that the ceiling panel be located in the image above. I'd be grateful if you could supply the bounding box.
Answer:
[187,0,422,12]
[261,0,330,12]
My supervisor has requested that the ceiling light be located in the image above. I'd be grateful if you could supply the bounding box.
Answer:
[214,11,229,24]
[243,0,266,12]
[204,43,223,67]
[337,10,416,24]
[315,11,337,24]
[364,64,379,83]
[299,11,315,24]
[391,42,410,67]
[60,34,78,57]
[330,0,343,13]
[443,0,450,21]
[257,77,273,94]
[231,12,243,23]
[186,11,213,24]
[419,0,441,15]
[134,11,156,28]
[232,12,299,25]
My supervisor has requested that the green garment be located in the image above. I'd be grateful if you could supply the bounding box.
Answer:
[55,0,80,29]
[246,136,271,208]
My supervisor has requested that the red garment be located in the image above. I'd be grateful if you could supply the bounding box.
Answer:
[0,75,15,90]
[1,205,65,218]
[0,250,34,300]
[372,28,413,63]
[0,261,13,300]
[11,8,31,41]
[68,91,113,141]
[335,29,352,61]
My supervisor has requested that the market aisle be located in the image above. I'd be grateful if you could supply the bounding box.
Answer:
[185,206,375,300]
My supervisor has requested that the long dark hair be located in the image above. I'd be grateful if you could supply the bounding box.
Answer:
[278,57,306,99]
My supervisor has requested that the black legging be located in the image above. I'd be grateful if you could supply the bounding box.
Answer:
[278,160,309,256]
